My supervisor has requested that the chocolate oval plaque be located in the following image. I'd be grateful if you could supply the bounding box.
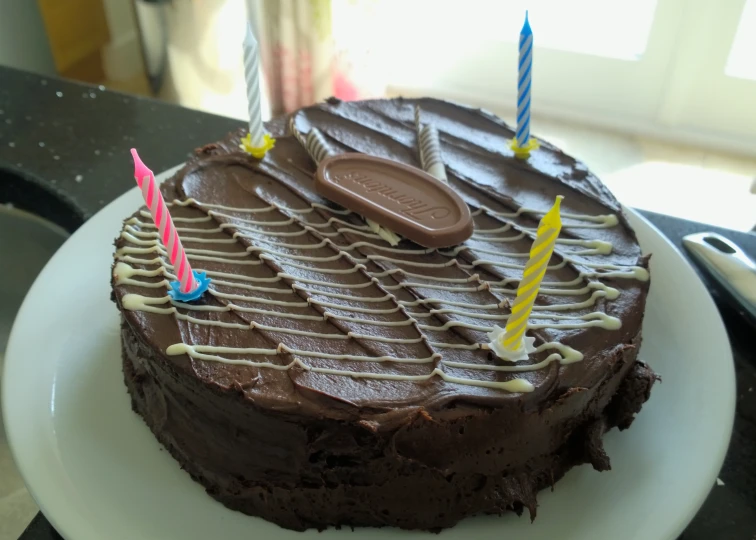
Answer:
[315,154,473,248]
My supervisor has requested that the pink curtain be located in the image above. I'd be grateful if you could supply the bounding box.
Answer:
[258,0,379,115]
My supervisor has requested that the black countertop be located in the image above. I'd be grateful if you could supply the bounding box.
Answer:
[1,66,754,540]
[0,66,242,231]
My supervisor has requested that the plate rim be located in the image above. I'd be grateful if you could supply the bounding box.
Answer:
[623,208,736,540]
[2,179,736,540]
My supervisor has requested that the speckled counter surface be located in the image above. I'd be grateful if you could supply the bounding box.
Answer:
[0,66,242,231]
[1,66,754,540]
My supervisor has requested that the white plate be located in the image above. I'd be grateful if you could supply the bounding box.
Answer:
[3,167,735,540]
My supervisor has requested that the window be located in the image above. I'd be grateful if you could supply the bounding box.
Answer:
[726,0,756,80]
[333,0,756,153]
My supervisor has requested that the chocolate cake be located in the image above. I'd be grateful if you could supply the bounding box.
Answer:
[111,97,657,531]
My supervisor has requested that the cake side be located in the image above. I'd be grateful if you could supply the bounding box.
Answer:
[111,97,656,531]
[121,314,654,531]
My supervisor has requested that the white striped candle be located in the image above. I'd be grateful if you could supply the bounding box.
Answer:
[305,128,335,164]
[243,23,265,149]
[131,149,196,294]
[414,105,448,183]
[516,12,533,149]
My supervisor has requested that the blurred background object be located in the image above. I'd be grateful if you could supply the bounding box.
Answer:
[0,0,754,230]
[133,0,169,94]
[0,1,55,75]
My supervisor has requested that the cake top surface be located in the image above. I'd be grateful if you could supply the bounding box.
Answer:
[113,97,649,420]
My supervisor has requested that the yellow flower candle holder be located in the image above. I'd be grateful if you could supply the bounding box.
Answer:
[240,133,276,159]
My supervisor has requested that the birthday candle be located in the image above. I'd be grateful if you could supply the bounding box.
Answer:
[131,149,196,294]
[244,24,264,148]
[501,196,563,354]
[414,105,448,183]
[241,23,275,158]
[516,11,533,149]
[305,128,335,164]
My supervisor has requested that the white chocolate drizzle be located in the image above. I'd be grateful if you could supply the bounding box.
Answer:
[115,192,647,394]
[165,342,535,392]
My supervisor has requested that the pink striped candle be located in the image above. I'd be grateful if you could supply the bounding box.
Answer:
[130,149,197,294]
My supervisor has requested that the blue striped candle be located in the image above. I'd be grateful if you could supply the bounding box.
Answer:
[512,11,539,159]
[517,12,532,147]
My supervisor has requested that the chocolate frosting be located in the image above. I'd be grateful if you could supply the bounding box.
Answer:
[112,98,656,531]
[115,97,648,415]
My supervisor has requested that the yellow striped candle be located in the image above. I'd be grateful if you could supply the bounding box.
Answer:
[492,196,563,360]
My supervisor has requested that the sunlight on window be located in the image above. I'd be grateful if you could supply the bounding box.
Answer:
[528,0,658,59]
[334,0,658,61]
[726,0,756,80]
